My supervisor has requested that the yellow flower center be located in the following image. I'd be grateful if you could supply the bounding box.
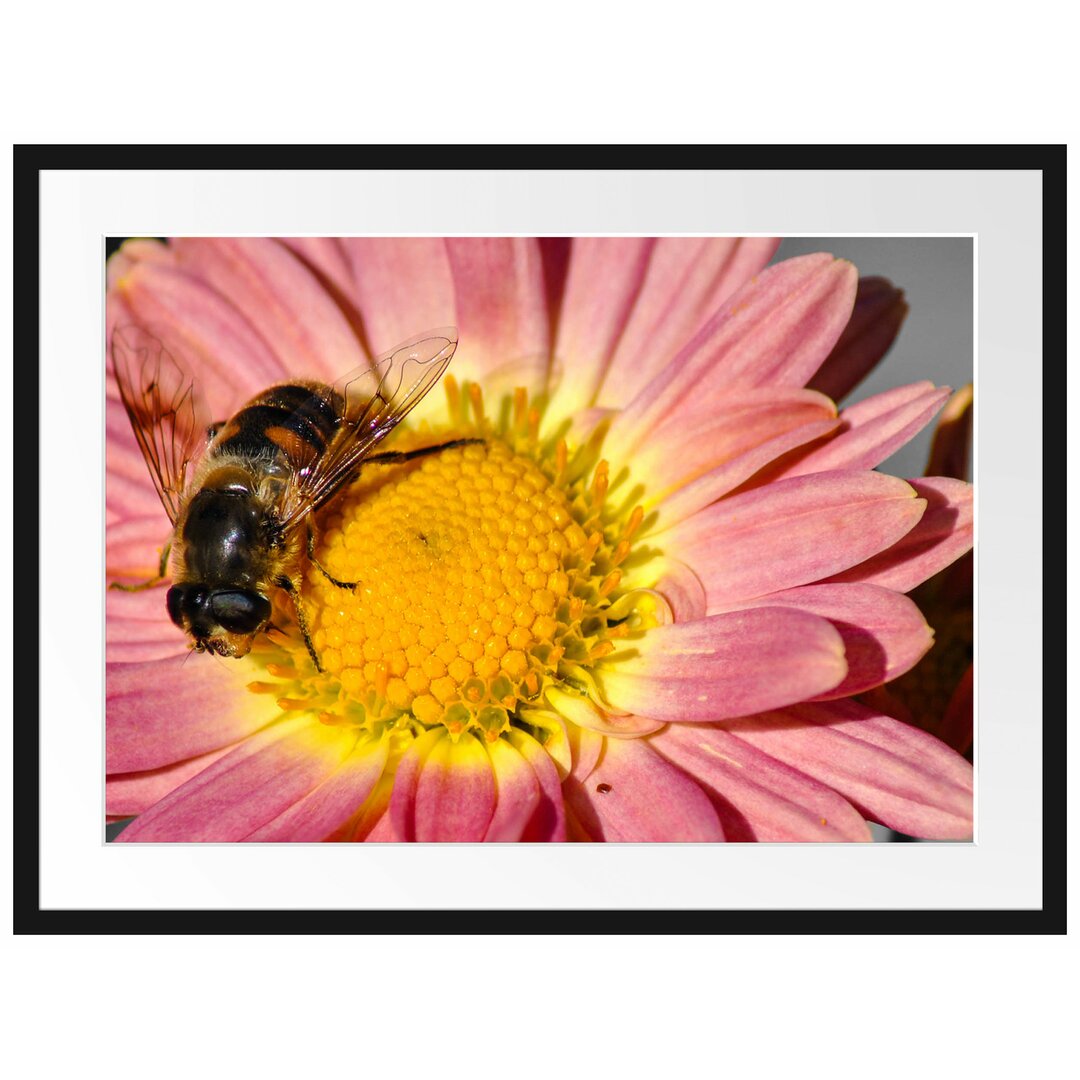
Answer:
[249,381,652,746]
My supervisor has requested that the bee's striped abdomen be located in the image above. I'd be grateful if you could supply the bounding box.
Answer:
[211,382,342,468]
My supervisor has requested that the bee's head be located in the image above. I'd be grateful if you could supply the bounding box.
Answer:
[166,584,272,658]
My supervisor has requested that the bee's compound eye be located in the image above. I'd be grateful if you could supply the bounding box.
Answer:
[209,590,271,634]
[166,585,185,628]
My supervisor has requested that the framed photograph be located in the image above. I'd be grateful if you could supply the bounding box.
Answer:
[15,145,1062,931]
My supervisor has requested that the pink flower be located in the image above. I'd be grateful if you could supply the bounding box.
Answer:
[106,238,973,842]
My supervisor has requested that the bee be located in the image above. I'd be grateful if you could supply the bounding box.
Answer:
[110,324,476,672]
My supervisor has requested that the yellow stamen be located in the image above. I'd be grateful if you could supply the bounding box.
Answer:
[590,641,616,661]
[265,663,299,679]
[513,386,528,430]
[554,439,568,483]
[582,532,603,564]
[277,697,311,712]
[591,460,610,503]
[468,382,485,424]
[443,373,461,419]
[599,570,622,597]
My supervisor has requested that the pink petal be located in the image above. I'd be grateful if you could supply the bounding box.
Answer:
[106,396,171,522]
[563,736,725,841]
[389,729,496,841]
[279,237,358,307]
[726,700,974,839]
[597,238,783,409]
[342,238,457,354]
[106,581,170,623]
[361,812,397,842]
[116,719,360,842]
[568,722,604,782]
[926,383,974,481]
[171,238,368,382]
[549,238,779,415]
[546,238,654,418]
[661,470,925,606]
[653,419,843,531]
[387,727,445,839]
[106,515,171,581]
[649,723,871,841]
[807,276,909,401]
[483,737,542,842]
[775,382,951,478]
[594,608,847,722]
[605,385,838,528]
[611,254,857,448]
[340,774,395,842]
[506,730,568,842]
[106,584,178,663]
[710,583,935,700]
[649,558,708,622]
[107,655,282,773]
[106,744,234,817]
[244,733,390,841]
[444,238,552,392]
[110,259,292,416]
[824,477,972,593]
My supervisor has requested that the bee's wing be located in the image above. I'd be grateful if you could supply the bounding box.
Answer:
[110,324,212,524]
[278,328,458,528]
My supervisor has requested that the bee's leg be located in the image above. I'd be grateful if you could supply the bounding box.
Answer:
[276,575,323,674]
[206,420,226,440]
[306,526,359,591]
[363,437,485,468]
[109,541,172,592]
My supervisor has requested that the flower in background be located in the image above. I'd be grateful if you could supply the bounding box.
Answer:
[860,385,974,756]
[106,237,973,842]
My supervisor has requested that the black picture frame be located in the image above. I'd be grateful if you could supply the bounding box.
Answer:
[13,144,1065,934]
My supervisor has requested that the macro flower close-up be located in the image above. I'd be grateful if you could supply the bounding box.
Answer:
[105,236,974,842]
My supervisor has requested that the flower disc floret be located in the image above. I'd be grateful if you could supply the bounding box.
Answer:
[287,392,644,741]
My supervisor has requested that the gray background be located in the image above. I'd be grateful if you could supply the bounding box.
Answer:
[772,237,974,481]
